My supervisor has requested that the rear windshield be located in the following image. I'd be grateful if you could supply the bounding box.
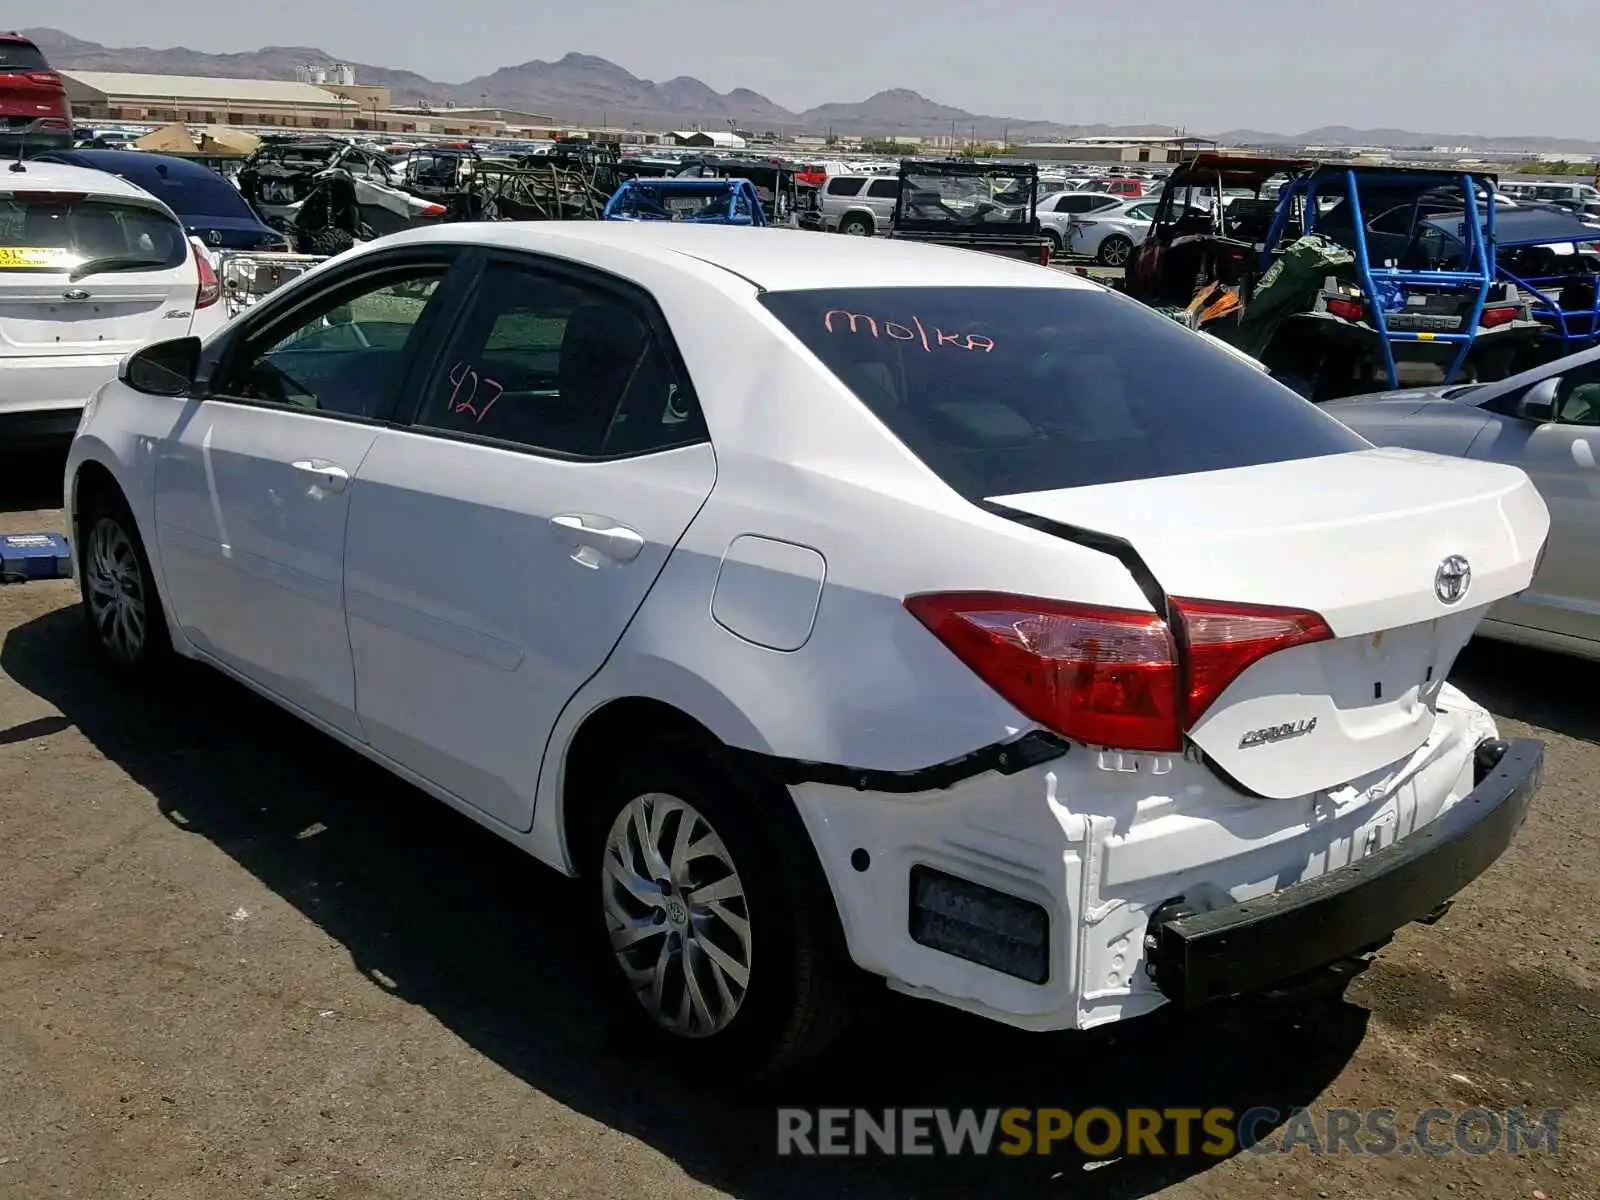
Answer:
[0,195,186,272]
[123,171,257,220]
[759,286,1366,498]
[0,42,49,73]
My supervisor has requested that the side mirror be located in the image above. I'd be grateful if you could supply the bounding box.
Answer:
[118,336,201,398]
[1518,376,1560,423]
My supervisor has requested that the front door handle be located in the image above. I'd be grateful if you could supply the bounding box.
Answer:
[290,459,350,493]
[550,514,645,564]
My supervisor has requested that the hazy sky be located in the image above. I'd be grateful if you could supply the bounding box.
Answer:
[39,0,1594,137]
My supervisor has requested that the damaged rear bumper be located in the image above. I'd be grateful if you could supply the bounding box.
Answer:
[1144,737,1541,1007]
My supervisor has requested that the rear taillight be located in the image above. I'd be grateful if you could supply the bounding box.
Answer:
[1325,296,1364,322]
[25,71,60,86]
[39,117,68,130]
[190,240,219,309]
[1479,305,1519,329]
[904,592,1332,752]
[1169,597,1332,728]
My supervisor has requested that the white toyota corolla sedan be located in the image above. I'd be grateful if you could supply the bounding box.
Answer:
[66,222,1549,1076]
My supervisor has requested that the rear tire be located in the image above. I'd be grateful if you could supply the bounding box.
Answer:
[1097,234,1134,267]
[838,214,873,237]
[586,740,853,1079]
[76,487,173,679]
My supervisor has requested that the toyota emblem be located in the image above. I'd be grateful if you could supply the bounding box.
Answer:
[1435,555,1472,605]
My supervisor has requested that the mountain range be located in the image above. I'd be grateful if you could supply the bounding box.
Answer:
[24,27,1600,153]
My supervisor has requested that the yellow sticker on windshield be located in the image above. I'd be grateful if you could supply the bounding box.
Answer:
[0,246,73,269]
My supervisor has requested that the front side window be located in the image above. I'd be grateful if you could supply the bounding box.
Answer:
[759,286,1365,499]
[212,267,444,418]
[0,196,185,273]
[412,261,706,458]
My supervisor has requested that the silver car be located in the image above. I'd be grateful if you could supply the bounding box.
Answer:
[1326,346,1600,659]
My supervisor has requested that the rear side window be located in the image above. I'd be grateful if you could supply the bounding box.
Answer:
[0,196,186,272]
[866,178,901,199]
[759,287,1366,498]
[826,177,866,197]
[0,41,50,73]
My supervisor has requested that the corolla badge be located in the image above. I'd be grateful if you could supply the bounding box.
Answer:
[1239,717,1317,749]
[1434,554,1472,605]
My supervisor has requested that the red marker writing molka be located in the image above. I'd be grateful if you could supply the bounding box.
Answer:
[821,309,994,352]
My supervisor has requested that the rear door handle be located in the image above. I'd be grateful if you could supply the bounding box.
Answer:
[290,459,350,493]
[550,514,645,564]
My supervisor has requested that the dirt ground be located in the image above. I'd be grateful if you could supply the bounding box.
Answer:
[0,450,1595,1200]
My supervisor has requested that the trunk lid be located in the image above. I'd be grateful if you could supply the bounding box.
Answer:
[990,446,1548,798]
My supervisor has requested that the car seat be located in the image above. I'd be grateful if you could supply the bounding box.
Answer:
[485,302,647,453]
[71,208,128,258]
[1558,382,1600,425]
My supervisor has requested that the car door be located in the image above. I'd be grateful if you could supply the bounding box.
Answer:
[342,252,718,830]
[151,246,463,738]
[1468,360,1600,643]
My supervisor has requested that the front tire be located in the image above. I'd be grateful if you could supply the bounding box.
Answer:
[77,489,172,677]
[589,742,852,1077]
[1044,228,1063,255]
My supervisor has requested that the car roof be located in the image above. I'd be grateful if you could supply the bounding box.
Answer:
[43,149,228,185]
[0,159,162,204]
[382,223,1100,292]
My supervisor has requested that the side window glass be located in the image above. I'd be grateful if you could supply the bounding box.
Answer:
[1556,363,1600,425]
[826,177,865,197]
[213,267,443,417]
[413,262,706,457]
[866,179,901,200]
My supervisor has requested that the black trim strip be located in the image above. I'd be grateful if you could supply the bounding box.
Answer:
[979,500,1170,619]
[734,729,1069,794]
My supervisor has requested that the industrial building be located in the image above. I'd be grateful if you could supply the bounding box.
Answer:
[61,71,366,129]
[1014,135,1210,163]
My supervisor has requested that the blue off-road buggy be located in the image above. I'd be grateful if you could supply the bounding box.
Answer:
[602,177,768,226]
[1415,204,1600,365]
[1128,157,1547,400]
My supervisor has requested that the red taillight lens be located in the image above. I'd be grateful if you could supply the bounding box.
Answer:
[39,117,69,130]
[905,592,1333,752]
[26,71,61,86]
[1169,597,1333,728]
[1479,305,1519,329]
[190,240,220,309]
[420,202,447,217]
[904,593,1181,751]
[1325,296,1364,322]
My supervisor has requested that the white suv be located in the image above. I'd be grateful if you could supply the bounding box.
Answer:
[819,173,900,235]
[0,161,225,444]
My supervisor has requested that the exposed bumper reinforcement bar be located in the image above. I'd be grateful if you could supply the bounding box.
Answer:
[1145,737,1543,1007]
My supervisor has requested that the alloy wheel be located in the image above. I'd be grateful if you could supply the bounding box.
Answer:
[83,516,147,664]
[602,792,753,1037]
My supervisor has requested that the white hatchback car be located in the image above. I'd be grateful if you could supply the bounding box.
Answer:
[0,160,226,444]
[66,223,1548,1076]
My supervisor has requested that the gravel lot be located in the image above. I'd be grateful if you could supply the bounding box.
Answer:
[1,449,1595,1200]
